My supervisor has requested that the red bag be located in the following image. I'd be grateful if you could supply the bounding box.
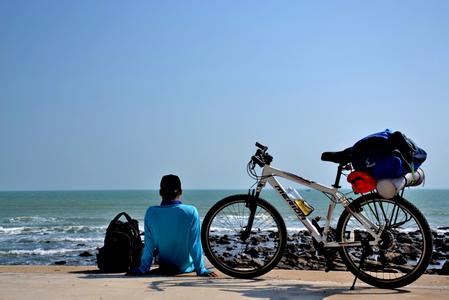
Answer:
[347,171,377,194]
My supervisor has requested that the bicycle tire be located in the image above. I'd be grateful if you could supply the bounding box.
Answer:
[336,193,432,289]
[201,194,287,278]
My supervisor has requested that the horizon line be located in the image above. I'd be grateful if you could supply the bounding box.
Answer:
[1,187,447,193]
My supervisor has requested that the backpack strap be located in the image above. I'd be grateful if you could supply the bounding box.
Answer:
[112,212,133,223]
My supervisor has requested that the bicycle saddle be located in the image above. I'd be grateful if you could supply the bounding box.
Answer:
[321,147,352,165]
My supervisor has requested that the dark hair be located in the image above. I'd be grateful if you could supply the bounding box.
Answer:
[160,174,182,201]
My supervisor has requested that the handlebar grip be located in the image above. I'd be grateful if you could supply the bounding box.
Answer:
[255,142,268,151]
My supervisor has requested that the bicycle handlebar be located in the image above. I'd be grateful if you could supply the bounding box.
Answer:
[251,142,272,167]
[255,142,268,151]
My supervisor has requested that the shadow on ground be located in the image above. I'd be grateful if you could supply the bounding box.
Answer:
[147,277,410,299]
[75,271,410,299]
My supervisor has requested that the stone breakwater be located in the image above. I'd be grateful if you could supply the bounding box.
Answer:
[64,228,449,276]
[275,229,449,275]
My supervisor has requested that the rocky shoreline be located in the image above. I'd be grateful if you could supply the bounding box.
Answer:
[275,228,449,275]
[62,227,449,276]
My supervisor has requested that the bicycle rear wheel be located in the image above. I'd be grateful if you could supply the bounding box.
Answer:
[336,193,432,289]
[201,194,287,278]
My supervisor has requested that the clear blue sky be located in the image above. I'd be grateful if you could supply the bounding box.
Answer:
[1,1,448,190]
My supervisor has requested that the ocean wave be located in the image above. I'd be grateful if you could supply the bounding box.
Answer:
[286,227,308,232]
[0,225,107,235]
[209,227,236,233]
[54,237,103,243]
[0,226,29,234]
[5,216,59,224]
[0,248,80,257]
[209,226,308,233]
[11,236,103,244]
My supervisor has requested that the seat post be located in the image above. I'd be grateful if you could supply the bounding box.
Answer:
[333,165,344,188]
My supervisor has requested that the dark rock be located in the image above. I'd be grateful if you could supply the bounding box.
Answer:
[250,238,258,246]
[434,237,445,249]
[286,258,297,267]
[252,259,264,268]
[430,258,441,265]
[79,251,93,257]
[425,269,435,274]
[285,252,300,260]
[217,235,231,245]
[303,252,314,259]
[54,260,66,265]
[384,253,407,265]
[222,252,232,258]
[332,261,347,271]
[238,253,250,260]
[276,262,291,269]
[300,243,314,252]
[286,243,298,253]
[268,232,278,238]
[442,241,449,252]
[296,257,308,266]
[273,232,449,274]
[432,251,446,260]
[245,247,262,258]
[408,230,420,236]
[397,233,414,244]
[401,244,420,259]
[440,260,449,275]
[209,235,219,242]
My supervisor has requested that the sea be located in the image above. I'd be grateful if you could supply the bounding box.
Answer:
[0,189,448,266]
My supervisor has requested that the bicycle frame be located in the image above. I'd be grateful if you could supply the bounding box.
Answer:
[254,164,382,248]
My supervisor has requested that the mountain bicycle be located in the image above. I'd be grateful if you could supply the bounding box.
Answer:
[201,142,432,289]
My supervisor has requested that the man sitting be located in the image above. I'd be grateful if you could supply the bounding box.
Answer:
[129,174,217,277]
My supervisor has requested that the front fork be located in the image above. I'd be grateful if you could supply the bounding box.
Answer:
[241,182,264,241]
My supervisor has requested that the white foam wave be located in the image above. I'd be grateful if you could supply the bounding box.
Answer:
[0,226,28,234]
[56,237,103,243]
[286,227,308,232]
[208,226,307,233]
[12,237,103,243]
[209,227,236,233]
[0,225,107,235]
[6,216,58,224]
[0,248,79,256]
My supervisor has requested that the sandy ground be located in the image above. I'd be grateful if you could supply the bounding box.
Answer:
[0,266,449,300]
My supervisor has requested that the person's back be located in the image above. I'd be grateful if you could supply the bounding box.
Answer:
[143,203,204,274]
[129,174,216,277]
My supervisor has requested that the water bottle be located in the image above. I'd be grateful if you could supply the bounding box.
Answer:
[286,187,314,216]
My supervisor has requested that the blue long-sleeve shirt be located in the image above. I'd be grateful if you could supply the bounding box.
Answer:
[137,203,209,275]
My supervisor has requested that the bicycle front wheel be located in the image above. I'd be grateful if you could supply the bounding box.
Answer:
[336,193,433,289]
[201,194,287,278]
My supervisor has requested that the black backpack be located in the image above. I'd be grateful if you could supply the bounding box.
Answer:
[389,131,427,171]
[351,129,427,178]
[97,212,143,273]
